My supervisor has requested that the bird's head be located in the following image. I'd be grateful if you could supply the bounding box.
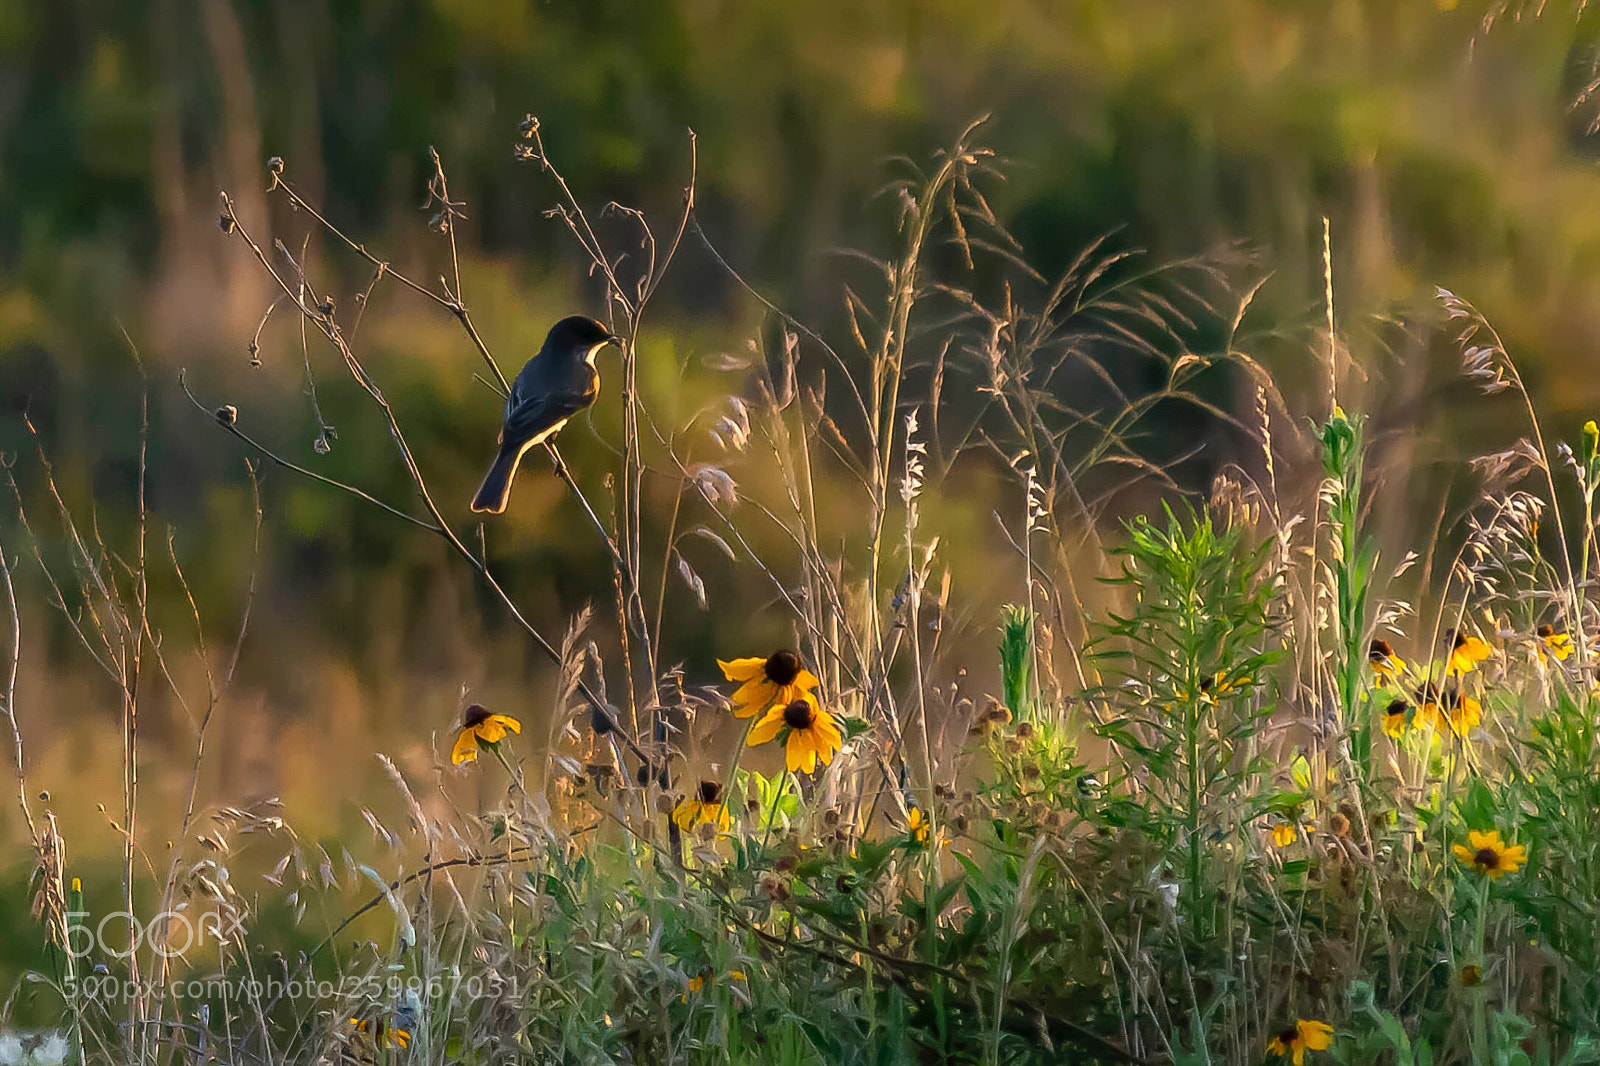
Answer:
[546,315,623,363]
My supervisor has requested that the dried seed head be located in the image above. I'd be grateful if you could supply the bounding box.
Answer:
[215,405,238,427]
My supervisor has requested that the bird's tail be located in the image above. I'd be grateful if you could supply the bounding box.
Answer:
[471,446,524,514]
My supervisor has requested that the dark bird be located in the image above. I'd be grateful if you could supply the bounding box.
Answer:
[471,315,620,514]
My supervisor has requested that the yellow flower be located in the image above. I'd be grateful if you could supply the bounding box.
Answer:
[1445,694,1481,735]
[1452,829,1528,879]
[1460,963,1482,987]
[1199,671,1253,701]
[1414,685,1480,736]
[718,650,820,719]
[1266,1019,1334,1065]
[673,780,733,834]
[1368,639,1408,685]
[1382,698,1409,739]
[907,807,931,845]
[685,967,747,997]
[349,1017,411,1049]
[1446,630,1494,677]
[1537,624,1574,663]
[451,704,522,765]
[748,691,843,774]
[1271,821,1297,848]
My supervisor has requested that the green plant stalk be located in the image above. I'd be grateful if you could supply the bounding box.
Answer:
[1471,876,1491,1059]
[1323,411,1372,773]
[1187,678,1204,937]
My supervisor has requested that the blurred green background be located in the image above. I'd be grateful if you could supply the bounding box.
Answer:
[2,0,1600,900]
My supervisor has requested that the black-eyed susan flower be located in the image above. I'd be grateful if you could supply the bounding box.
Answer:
[349,1017,411,1049]
[907,807,931,846]
[748,691,843,774]
[1414,684,1481,736]
[673,780,732,834]
[1452,829,1527,879]
[1537,624,1574,663]
[1382,698,1409,739]
[451,704,522,765]
[1198,671,1253,701]
[685,967,747,996]
[1446,629,1494,677]
[1266,1019,1334,1065]
[718,650,820,719]
[1369,639,1408,685]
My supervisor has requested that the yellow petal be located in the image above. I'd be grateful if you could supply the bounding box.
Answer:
[813,733,836,768]
[672,799,700,831]
[476,720,508,744]
[788,732,817,774]
[794,669,820,692]
[730,678,776,718]
[1453,843,1473,864]
[747,709,785,746]
[488,714,522,734]
[719,657,767,682]
[451,729,480,765]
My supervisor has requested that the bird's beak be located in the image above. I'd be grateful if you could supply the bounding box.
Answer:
[605,332,625,349]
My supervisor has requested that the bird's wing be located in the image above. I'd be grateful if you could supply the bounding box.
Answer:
[498,380,596,449]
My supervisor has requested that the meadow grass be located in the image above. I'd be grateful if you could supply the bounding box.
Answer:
[3,117,1600,1066]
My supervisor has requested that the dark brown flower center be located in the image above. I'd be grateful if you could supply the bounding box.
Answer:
[764,650,802,685]
[1537,623,1555,638]
[1277,1027,1300,1045]
[1452,630,1469,650]
[461,704,492,728]
[783,699,816,730]
[1369,639,1394,662]
[1385,698,1407,719]
[697,779,723,804]
[1474,847,1500,870]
